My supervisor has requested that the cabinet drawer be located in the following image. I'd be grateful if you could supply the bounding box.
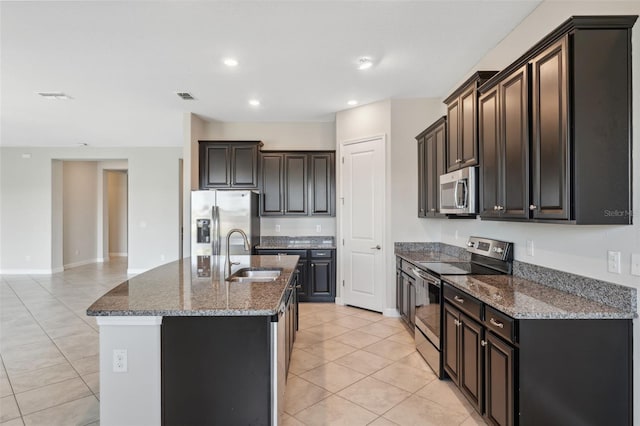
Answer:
[444,285,482,322]
[310,249,333,258]
[484,306,516,344]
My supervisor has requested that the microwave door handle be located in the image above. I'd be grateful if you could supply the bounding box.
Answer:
[453,181,460,208]
[460,180,468,209]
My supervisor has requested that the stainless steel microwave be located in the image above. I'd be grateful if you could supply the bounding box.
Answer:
[439,167,478,215]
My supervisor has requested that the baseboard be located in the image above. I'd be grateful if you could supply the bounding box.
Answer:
[127,268,148,275]
[51,266,64,274]
[383,308,401,318]
[0,268,55,275]
[63,258,102,270]
[334,297,345,306]
[109,252,128,257]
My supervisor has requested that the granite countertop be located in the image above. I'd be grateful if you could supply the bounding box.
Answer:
[256,236,336,250]
[443,275,635,320]
[87,255,298,317]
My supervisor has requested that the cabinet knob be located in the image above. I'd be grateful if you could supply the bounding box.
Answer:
[496,206,505,211]
[481,340,487,347]
[430,208,436,212]
[454,296,464,304]
[454,319,461,327]
[493,206,498,211]
[529,204,537,211]
[455,159,462,163]
[420,209,425,212]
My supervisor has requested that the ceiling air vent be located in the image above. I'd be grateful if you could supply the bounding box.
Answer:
[38,92,72,100]
[176,92,195,100]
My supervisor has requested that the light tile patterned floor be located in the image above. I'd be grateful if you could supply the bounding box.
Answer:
[1,259,487,425]
[285,303,488,425]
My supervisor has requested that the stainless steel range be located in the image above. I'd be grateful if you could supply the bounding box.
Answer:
[413,237,513,378]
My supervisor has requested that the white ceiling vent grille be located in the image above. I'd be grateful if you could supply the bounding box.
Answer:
[37,92,72,100]
[176,92,195,100]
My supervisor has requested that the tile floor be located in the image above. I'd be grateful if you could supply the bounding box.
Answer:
[0,259,487,425]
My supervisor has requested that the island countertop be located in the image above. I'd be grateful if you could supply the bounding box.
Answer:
[86,255,298,317]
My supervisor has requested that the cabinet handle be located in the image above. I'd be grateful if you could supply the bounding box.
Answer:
[454,296,464,304]
[481,340,487,347]
[430,208,436,212]
[420,209,425,212]
[493,206,498,211]
[496,206,505,211]
[277,253,288,256]
[529,204,537,211]
[295,285,302,289]
[455,159,462,163]
[489,318,504,328]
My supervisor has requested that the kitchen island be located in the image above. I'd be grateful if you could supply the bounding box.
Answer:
[87,254,299,426]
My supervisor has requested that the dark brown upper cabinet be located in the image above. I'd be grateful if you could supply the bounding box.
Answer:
[416,117,446,218]
[479,65,529,220]
[444,71,498,172]
[479,15,636,224]
[260,151,335,217]
[198,141,262,189]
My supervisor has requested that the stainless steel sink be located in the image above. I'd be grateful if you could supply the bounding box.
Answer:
[227,268,282,282]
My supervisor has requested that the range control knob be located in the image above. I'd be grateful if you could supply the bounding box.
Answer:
[493,247,504,254]
[467,241,475,248]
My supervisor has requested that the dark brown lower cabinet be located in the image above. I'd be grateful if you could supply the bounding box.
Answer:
[485,332,514,426]
[443,303,483,413]
[442,283,633,426]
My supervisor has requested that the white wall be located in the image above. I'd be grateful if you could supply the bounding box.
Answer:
[0,147,182,273]
[107,170,128,256]
[63,161,98,268]
[51,160,63,272]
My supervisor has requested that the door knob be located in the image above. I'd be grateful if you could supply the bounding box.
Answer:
[371,245,381,250]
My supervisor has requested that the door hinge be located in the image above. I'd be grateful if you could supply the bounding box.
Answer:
[342,280,345,287]
[341,197,344,205]
[342,157,344,164]
[342,239,345,246]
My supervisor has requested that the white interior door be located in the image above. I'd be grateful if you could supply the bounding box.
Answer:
[341,136,385,312]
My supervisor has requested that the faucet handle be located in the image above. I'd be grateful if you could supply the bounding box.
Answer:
[230,260,240,266]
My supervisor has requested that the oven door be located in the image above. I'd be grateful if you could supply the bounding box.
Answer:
[412,268,441,348]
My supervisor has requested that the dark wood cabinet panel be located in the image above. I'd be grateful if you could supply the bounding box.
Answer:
[445,71,498,172]
[479,66,529,220]
[284,154,308,215]
[260,151,335,217]
[416,117,446,218]
[310,259,332,297]
[485,332,514,426]
[443,303,460,384]
[530,37,569,221]
[309,153,335,216]
[260,154,284,215]
[460,313,484,413]
[199,141,261,189]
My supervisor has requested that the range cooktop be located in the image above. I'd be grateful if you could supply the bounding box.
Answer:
[416,261,504,276]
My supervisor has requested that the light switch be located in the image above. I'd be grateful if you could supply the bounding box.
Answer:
[631,253,640,276]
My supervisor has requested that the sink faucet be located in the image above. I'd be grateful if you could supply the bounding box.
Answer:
[225,228,251,278]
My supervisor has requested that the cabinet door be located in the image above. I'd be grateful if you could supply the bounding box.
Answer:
[309,153,335,216]
[284,154,308,215]
[200,144,230,188]
[500,66,529,219]
[260,154,284,215]
[479,87,500,218]
[396,268,403,313]
[417,136,427,217]
[309,259,332,298]
[447,100,460,171]
[459,313,484,413]
[531,37,569,220]
[443,304,460,384]
[432,122,446,216]
[400,274,411,325]
[296,259,309,301]
[231,144,259,188]
[459,86,478,168]
[485,332,515,426]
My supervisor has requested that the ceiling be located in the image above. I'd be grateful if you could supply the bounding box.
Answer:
[1,1,541,148]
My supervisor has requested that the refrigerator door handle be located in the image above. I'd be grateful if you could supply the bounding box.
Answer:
[212,206,220,255]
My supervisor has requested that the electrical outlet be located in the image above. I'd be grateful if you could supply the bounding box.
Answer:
[526,240,534,256]
[316,225,321,233]
[607,251,621,274]
[113,349,128,373]
[631,253,640,276]
[275,225,280,233]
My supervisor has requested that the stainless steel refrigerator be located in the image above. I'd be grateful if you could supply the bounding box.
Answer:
[191,190,260,260]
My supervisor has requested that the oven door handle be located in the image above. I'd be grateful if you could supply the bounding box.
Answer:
[411,268,440,286]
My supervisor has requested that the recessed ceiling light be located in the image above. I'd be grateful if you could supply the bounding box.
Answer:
[248,99,260,107]
[37,92,72,100]
[357,57,373,70]
[223,58,238,67]
[347,100,359,106]
[176,92,195,100]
